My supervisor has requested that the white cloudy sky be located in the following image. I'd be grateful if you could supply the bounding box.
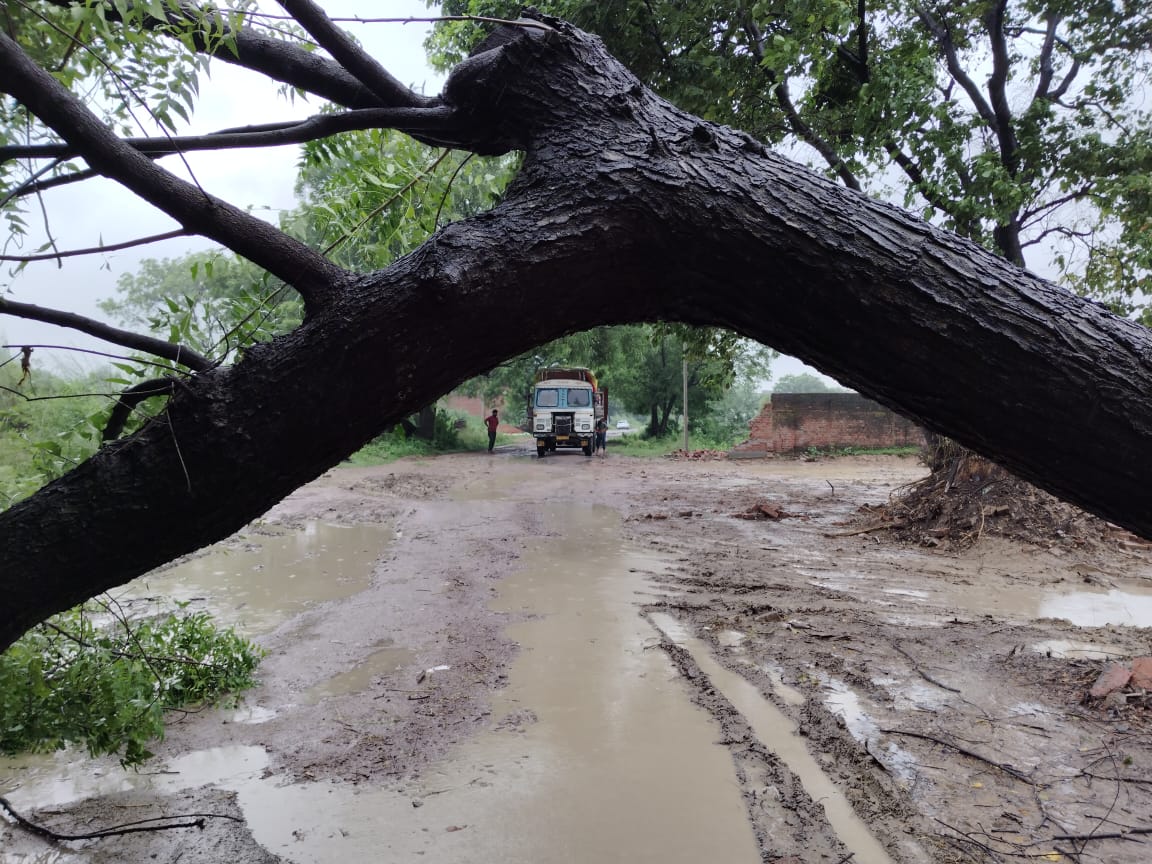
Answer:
[2,0,837,387]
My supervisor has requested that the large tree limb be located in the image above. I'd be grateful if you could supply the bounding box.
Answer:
[4,16,1152,652]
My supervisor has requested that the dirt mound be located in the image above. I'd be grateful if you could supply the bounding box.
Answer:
[862,449,1111,550]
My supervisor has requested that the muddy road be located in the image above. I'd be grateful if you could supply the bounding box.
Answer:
[3,446,1152,863]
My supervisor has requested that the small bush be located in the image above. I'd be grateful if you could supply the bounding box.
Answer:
[0,602,264,766]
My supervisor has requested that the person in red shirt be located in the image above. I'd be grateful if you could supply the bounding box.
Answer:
[484,409,500,452]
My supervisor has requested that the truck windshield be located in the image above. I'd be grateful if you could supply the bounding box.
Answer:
[535,387,592,408]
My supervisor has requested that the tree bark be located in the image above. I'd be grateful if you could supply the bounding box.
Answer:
[4,16,1152,649]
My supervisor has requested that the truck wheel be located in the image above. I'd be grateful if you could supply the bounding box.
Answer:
[537,445,546,458]
[582,443,592,457]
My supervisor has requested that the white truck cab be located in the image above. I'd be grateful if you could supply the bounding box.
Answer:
[529,368,606,458]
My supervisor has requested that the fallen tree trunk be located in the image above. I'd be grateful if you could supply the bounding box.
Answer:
[2,15,1151,649]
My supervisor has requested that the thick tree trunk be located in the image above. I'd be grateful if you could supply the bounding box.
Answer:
[4,18,1152,649]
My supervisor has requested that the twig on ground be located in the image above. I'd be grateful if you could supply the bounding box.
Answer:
[880,729,1033,783]
[824,521,905,538]
[0,796,241,842]
[1052,826,1152,842]
[892,641,962,694]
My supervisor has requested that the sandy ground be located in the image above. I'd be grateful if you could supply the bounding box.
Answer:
[3,443,1152,863]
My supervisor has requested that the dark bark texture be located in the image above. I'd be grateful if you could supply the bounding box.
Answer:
[3,15,1152,649]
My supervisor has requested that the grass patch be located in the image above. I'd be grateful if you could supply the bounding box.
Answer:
[345,411,515,466]
[803,445,921,458]
[610,432,737,457]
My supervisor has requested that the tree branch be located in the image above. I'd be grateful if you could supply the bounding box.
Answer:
[0,795,240,842]
[1032,13,1059,101]
[0,29,347,311]
[741,16,861,190]
[0,106,464,162]
[275,0,422,109]
[982,0,1019,176]
[102,378,178,441]
[0,298,212,372]
[38,0,424,110]
[915,5,998,129]
[0,229,192,262]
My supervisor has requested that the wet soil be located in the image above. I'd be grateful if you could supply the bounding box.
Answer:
[3,446,1152,863]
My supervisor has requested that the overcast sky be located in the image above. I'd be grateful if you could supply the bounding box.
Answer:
[2,0,838,387]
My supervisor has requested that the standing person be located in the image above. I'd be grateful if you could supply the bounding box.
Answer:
[484,409,500,453]
[594,416,607,456]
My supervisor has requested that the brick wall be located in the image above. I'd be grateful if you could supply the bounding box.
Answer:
[731,393,924,456]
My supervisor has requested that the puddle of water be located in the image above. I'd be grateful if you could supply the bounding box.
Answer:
[451,465,537,501]
[0,746,269,812]
[227,704,278,724]
[15,504,757,863]
[881,588,929,599]
[301,646,415,705]
[119,521,392,635]
[1038,590,1152,628]
[651,613,898,864]
[829,563,1152,629]
[762,663,807,707]
[382,505,759,863]
[716,629,747,648]
[820,677,918,783]
[1030,639,1129,660]
[821,676,879,741]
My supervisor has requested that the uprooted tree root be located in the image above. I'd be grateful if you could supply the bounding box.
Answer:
[858,440,1114,550]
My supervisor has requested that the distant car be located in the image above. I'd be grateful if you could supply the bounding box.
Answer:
[616,420,630,430]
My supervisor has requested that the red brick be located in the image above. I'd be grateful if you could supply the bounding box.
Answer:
[1089,662,1132,699]
[1131,657,1152,690]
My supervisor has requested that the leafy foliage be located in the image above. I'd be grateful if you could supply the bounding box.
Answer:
[0,600,263,766]
[99,252,302,362]
[289,126,517,271]
[433,0,1152,316]
[0,1,263,255]
[0,355,115,506]
[773,372,847,393]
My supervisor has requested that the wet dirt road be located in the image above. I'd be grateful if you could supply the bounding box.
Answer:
[3,446,1152,863]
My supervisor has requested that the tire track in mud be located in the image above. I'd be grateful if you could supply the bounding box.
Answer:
[646,611,936,864]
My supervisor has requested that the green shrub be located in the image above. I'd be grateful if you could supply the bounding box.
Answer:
[0,602,264,766]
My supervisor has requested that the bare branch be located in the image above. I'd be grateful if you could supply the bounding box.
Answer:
[0,298,213,372]
[0,795,240,842]
[915,5,999,130]
[1032,13,1059,101]
[741,16,861,191]
[103,377,176,441]
[2,344,188,375]
[982,0,1020,175]
[0,29,347,309]
[0,106,463,162]
[0,229,192,263]
[275,0,425,109]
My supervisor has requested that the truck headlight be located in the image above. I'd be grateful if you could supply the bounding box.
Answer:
[580,423,590,431]
[536,423,545,431]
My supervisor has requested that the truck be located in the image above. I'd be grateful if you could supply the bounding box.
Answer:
[528,367,608,458]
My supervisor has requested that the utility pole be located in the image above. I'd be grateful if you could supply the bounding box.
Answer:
[682,357,689,452]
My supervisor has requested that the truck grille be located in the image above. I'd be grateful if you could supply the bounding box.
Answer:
[554,413,574,435]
